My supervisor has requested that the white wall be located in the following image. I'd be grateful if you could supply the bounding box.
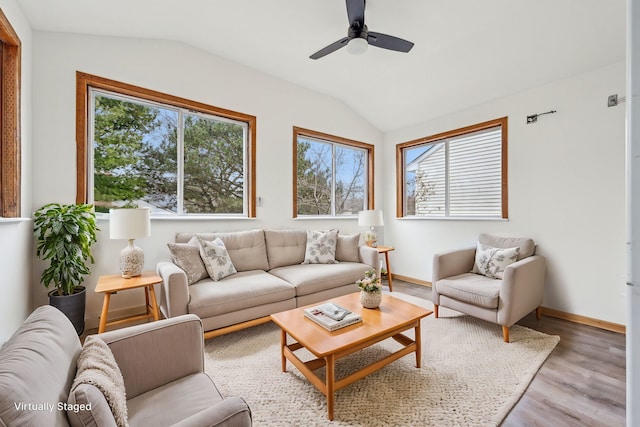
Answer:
[0,0,33,343]
[30,32,383,329]
[383,62,627,325]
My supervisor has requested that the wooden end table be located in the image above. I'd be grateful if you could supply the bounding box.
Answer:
[95,271,162,333]
[270,292,432,421]
[376,245,395,292]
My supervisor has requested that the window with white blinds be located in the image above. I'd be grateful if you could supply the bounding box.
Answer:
[397,117,507,219]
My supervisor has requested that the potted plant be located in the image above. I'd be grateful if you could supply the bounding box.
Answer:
[33,203,99,334]
[356,269,382,309]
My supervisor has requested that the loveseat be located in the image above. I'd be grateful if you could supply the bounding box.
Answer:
[0,305,252,426]
[157,229,378,338]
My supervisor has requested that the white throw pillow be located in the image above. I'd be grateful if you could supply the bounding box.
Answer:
[303,230,338,264]
[199,237,237,281]
[472,242,519,279]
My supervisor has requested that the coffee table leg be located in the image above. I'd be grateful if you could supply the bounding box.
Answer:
[326,354,335,420]
[280,329,287,372]
[415,321,422,368]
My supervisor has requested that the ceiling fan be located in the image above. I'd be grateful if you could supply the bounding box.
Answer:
[310,0,414,60]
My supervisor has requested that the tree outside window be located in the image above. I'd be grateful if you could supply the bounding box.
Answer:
[294,127,374,217]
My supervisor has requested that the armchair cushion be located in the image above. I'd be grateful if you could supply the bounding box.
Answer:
[435,273,500,308]
[471,242,519,279]
[478,233,535,260]
[68,336,127,427]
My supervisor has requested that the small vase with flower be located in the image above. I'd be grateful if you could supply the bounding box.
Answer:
[356,269,382,308]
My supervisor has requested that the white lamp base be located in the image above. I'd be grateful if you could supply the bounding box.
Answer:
[364,228,378,248]
[120,239,144,278]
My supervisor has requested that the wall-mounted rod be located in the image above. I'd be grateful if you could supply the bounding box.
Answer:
[608,94,626,107]
[526,110,557,124]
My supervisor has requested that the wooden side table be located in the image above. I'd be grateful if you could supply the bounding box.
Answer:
[376,246,395,292]
[95,271,162,333]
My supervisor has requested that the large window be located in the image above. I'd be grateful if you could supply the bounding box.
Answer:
[76,73,256,217]
[0,10,21,218]
[293,127,374,217]
[396,117,508,219]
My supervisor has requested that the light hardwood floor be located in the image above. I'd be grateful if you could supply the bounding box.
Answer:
[390,279,626,427]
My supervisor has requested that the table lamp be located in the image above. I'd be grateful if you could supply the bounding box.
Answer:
[358,210,384,247]
[109,207,151,278]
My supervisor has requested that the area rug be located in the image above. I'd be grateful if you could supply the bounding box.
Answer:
[203,293,559,426]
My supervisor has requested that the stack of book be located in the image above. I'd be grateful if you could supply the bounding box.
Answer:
[303,302,362,331]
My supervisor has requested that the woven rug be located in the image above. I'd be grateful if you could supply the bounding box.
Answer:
[204,293,559,426]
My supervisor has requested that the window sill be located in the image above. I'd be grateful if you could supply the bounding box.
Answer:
[96,215,256,222]
[294,216,358,220]
[0,217,31,224]
[399,216,509,221]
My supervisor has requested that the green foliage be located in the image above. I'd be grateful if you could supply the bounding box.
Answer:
[94,94,245,214]
[33,203,99,296]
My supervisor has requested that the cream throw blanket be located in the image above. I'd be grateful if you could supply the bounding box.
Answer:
[72,336,128,427]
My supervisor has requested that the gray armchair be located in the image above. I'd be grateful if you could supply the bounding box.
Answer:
[0,305,252,427]
[432,234,546,342]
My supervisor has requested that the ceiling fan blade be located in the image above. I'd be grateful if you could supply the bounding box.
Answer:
[309,37,350,60]
[346,0,365,27]
[367,32,414,52]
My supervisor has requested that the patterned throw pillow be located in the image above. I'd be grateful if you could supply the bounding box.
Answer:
[302,230,338,264]
[199,237,237,281]
[472,242,520,279]
[167,236,208,285]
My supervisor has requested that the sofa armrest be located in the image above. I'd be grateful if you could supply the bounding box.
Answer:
[171,397,252,427]
[157,261,190,318]
[358,245,380,277]
[432,247,476,283]
[497,255,546,326]
[96,314,204,400]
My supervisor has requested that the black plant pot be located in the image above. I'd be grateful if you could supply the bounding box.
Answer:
[48,286,86,335]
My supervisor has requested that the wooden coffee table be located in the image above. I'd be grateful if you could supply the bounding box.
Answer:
[270,292,432,420]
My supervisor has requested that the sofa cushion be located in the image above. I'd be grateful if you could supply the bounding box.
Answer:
[68,336,127,427]
[0,305,81,427]
[471,242,519,279]
[435,272,500,309]
[176,230,269,272]
[188,270,295,318]
[199,238,238,281]
[336,234,360,263]
[478,233,534,260]
[264,229,306,269]
[167,236,208,285]
[303,230,338,264]
[269,263,370,297]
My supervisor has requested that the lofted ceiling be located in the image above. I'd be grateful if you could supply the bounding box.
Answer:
[17,0,626,132]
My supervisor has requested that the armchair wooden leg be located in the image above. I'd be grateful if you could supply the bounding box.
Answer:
[535,306,542,320]
[502,326,510,343]
[434,304,439,318]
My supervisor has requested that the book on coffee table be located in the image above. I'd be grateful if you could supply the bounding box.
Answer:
[304,303,362,331]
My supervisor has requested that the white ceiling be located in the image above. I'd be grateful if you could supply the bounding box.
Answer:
[17,0,626,132]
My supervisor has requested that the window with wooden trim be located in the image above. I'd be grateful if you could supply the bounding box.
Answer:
[76,72,256,217]
[293,127,374,217]
[396,117,508,219]
[0,10,21,218]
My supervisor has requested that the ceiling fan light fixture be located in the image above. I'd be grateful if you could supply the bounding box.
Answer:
[347,37,368,55]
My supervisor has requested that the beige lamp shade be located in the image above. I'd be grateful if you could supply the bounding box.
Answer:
[358,210,384,227]
[109,208,151,278]
[109,208,151,240]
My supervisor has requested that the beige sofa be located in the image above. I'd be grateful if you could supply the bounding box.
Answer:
[157,229,378,338]
[0,305,251,427]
